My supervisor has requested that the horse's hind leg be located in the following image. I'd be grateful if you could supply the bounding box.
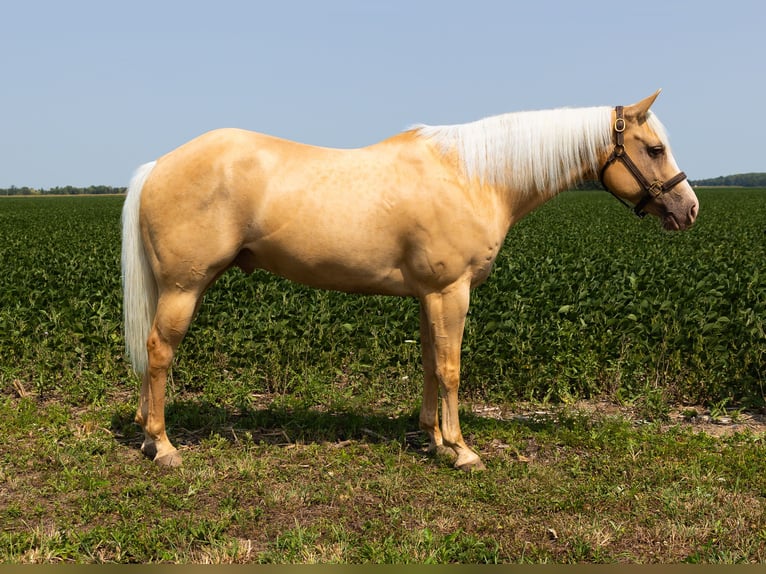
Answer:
[136,288,200,467]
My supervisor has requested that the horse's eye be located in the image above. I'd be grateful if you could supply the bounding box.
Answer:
[647,145,665,159]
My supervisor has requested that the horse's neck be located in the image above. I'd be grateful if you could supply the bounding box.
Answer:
[418,106,610,221]
[495,150,605,229]
[414,107,611,235]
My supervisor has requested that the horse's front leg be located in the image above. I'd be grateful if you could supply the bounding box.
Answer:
[418,303,450,457]
[419,284,485,471]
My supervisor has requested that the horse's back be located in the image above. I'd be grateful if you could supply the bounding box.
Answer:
[138,127,501,296]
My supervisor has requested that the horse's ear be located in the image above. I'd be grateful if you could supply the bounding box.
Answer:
[625,89,662,121]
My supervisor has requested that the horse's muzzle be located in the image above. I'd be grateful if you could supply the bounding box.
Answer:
[663,200,698,231]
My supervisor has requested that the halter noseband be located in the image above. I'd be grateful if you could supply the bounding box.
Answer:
[598,106,687,218]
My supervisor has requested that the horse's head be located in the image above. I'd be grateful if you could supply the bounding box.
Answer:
[599,90,699,231]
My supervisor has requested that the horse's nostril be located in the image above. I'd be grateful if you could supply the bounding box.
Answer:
[690,202,699,220]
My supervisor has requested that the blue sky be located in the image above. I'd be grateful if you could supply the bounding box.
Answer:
[1,0,763,188]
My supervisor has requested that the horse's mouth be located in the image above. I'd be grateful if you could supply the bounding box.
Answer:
[662,214,681,231]
[662,198,699,231]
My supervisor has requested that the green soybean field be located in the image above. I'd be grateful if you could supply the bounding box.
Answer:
[1,190,763,408]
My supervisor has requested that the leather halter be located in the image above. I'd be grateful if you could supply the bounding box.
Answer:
[598,106,687,218]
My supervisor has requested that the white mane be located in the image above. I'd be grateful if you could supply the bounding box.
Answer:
[414,106,615,196]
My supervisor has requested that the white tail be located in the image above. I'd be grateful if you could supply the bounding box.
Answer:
[121,161,158,375]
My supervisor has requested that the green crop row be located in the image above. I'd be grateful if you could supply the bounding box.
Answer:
[0,190,764,408]
[467,190,765,406]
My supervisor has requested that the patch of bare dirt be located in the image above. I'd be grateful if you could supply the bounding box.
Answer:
[471,400,766,437]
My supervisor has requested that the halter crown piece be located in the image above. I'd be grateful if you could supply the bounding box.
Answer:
[598,106,687,218]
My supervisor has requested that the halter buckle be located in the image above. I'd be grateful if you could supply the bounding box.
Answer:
[648,181,664,197]
[614,117,626,133]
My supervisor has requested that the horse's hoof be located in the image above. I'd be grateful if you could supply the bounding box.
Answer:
[430,444,456,458]
[155,450,183,468]
[455,455,486,472]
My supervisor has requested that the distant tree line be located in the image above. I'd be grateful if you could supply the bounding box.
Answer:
[1,172,764,196]
[688,173,766,187]
[574,172,766,191]
[0,185,126,196]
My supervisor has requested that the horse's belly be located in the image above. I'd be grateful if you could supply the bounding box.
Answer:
[245,238,411,296]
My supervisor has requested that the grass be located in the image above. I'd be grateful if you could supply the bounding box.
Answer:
[1,190,765,563]
[2,391,765,563]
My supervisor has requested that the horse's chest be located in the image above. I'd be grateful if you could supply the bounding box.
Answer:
[469,244,501,287]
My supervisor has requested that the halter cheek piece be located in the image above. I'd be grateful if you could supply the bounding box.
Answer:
[598,106,687,218]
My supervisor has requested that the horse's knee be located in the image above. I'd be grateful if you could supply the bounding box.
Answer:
[435,363,460,387]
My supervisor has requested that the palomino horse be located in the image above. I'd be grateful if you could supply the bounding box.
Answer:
[122,90,698,470]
